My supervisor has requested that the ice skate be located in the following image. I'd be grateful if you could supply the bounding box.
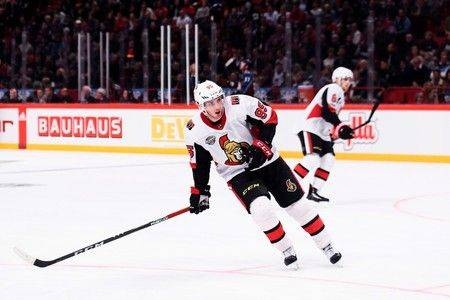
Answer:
[283,247,299,270]
[307,185,330,202]
[323,243,342,265]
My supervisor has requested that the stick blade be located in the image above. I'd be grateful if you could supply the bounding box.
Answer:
[13,247,37,265]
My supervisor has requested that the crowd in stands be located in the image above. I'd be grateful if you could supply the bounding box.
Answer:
[0,0,449,104]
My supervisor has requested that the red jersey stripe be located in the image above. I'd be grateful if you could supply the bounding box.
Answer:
[294,164,309,178]
[266,110,278,124]
[314,168,330,180]
[307,104,322,119]
[302,215,325,236]
[264,222,286,243]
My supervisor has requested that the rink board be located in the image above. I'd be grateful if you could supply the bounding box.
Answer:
[0,104,449,163]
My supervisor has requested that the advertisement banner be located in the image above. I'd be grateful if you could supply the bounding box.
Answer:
[1,104,449,163]
[0,108,19,147]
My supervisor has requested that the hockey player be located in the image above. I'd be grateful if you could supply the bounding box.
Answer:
[294,67,355,202]
[184,80,342,269]
[238,59,254,96]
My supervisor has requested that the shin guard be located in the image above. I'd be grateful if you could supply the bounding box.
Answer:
[284,200,332,249]
[250,196,293,253]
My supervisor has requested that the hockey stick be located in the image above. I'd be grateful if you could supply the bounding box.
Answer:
[14,206,190,268]
[352,98,382,130]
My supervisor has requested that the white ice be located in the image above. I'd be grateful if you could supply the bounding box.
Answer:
[0,150,449,300]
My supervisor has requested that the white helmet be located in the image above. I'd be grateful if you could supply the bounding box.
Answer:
[332,67,353,82]
[193,80,224,107]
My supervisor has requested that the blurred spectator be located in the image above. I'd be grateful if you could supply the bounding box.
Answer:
[349,22,362,46]
[333,46,352,69]
[377,60,393,89]
[80,86,92,103]
[119,89,133,103]
[173,73,187,103]
[181,0,196,18]
[226,72,239,92]
[430,68,441,86]
[43,87,58,103]
[420,31,439,58]
[382,43,401,75]
[317,67,332,88]
[323,48,336,69]
[81,85,108,103]
[353,59,369,100]
[441,69,450,103]
[394,9,412,36]
[409,56,430,86]
[91,88,108,103]
[174,9,192,29]
[57,87,73,103]
[263,4,280,26]
[1,88,21,103]
[417,81,439,104]
[133,90,144,102]
[0,59,10,88]
[398,33,417,59]
[436,50,449,76]
[266,85,281,103]
[27,88,45,103]
[391,60,413,86]
[54,68,67,89]
[0,0,448,104]
[238,59,254,96]
[188,63,197,101]
[195,0,210,31]
[272,61,285,87]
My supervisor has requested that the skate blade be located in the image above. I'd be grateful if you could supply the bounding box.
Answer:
[285,262,300,271]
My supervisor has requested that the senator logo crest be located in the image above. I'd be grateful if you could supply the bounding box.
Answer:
[285,179,297,192]
[218,134,249,165]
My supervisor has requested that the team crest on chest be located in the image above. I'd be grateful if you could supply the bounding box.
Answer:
[218,134,249,165]
[285,179,297,192]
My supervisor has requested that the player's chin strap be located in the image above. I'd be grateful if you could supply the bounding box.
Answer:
[352,97,382,131]
[13,206,190,268]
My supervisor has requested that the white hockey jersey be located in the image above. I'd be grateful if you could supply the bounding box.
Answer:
[184,94,280,182]
[300,83,345,141]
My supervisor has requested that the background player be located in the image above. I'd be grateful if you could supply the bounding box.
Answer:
[238,59,254,96]
[294,67,355,202]
[184,80,342,269]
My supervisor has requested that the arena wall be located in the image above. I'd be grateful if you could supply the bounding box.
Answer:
[1,104,449,163]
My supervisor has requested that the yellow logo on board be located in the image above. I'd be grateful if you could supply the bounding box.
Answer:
[151,115,191,142]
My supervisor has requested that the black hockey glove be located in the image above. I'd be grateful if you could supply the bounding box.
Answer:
[338,125,354,140]
[246,139,274,170]
[189,185,210,214]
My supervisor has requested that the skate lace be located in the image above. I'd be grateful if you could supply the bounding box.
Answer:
[323,244,335,259]
[283,247,296,258]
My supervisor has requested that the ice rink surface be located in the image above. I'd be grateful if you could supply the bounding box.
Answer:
[0,149,449,300]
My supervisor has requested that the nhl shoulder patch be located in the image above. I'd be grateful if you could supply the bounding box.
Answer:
[231,96,240,105]
[205,135,216,145]
[186,119,195,130]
